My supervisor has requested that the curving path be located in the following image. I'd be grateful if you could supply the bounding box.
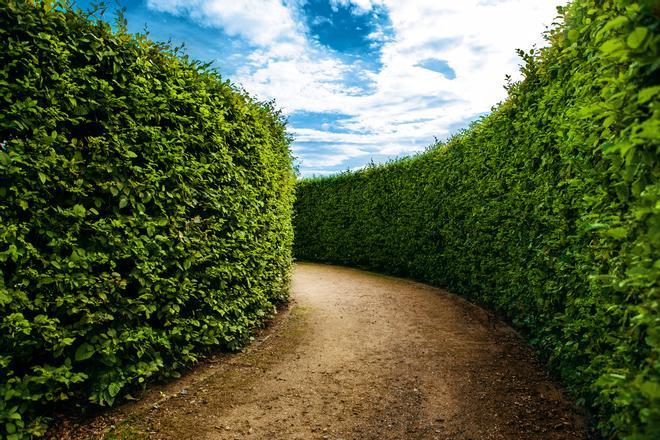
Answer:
[63,263,588,439]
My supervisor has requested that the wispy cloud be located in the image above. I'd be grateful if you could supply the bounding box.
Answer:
[145,0,564,176]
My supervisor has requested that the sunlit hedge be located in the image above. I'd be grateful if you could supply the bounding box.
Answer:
[0,1,295,437]
[294,1,659,437]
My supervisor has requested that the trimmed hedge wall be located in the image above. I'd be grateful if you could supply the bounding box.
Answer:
[0,1,295,437]
[294,1,658,438]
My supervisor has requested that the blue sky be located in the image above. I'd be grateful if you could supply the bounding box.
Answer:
[72,0,563,176]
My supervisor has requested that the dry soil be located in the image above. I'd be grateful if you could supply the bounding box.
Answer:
[52,263,588,440]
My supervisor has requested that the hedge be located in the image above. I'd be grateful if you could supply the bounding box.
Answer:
[0,1,295,437]
[294,1,659,438]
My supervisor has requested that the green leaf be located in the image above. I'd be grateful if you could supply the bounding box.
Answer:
[73,204,86,217]
[638,86,660,104]
[626,27,648,49]
[74,343,95,361]
[640,381,660,399]
[600,38,624,54]
[108,382,122,398]
[605,227,627,240]
[601,16,629,34]
[38,172,48,184]
[119,197,128,209]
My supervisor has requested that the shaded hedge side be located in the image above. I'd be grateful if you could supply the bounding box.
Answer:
[0,1,295,437]
[294,1,659,438]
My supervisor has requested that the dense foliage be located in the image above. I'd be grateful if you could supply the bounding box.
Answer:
[295,1,659,438]
[0,1,295,437]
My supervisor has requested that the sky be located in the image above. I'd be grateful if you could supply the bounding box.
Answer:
[72,0,565,176]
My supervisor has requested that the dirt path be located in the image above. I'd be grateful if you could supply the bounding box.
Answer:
[59,263,588,439]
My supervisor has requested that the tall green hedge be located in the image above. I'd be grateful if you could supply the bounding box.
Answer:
[294,1,658,438]
[0,1,295,437]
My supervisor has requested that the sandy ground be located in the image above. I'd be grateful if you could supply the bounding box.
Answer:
[51,263,588,440]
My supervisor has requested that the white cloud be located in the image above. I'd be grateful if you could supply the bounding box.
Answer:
[292,143,371,167]
[330,0,382,14]
[298,168,342,176]
[146,0,565,173]
[145,0,301,46]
